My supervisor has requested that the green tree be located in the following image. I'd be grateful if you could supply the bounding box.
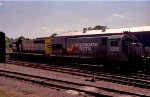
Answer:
[93,25,107,30]
[87,25,108,32]
[50,33,57,38]
[17,36,25,40]
[5,37,11,48]
[88,27,92,30]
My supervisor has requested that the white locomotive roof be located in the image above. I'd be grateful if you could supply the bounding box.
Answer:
[57,26,150,37]
[108,34,125,40]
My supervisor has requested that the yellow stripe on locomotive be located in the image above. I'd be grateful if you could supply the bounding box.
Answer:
[45,37,52,55]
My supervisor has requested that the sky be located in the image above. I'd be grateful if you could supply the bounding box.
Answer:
[0,0,150,39]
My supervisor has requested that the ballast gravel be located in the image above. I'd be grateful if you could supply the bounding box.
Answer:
[0,76,91,97]
[0,63,149,97]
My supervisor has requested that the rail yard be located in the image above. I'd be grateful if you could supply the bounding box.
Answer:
[0,61,150,97]
[1,0,150,96]
[1,26,150,97]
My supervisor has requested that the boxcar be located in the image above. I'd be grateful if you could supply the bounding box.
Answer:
[0,32,5,63]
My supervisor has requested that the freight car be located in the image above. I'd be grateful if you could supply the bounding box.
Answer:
[0,32,5,63]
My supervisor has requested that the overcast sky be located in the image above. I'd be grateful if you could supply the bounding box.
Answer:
[0,0,150,38]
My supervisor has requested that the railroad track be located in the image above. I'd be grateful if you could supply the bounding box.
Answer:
[133,70,150,80]
[6,60,150,89]
[0,69,148,97]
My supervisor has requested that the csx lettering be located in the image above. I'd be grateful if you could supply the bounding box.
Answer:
[77,43,98,51]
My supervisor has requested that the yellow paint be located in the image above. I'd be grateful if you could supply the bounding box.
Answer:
[45,37,52,55]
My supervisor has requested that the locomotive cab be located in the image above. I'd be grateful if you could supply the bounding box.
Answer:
[11,39,23,52]
[107,34,137,60]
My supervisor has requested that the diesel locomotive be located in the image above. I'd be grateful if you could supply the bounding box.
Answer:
[10,32,147,70]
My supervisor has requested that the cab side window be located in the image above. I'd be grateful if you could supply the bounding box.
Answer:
[111,40,118,46]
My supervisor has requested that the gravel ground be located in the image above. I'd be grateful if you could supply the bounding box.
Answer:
[0,63,149,97]
[0,76,92,97]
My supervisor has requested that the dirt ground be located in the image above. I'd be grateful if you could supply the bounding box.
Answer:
[0,76,90,97]
[0,87,40,97]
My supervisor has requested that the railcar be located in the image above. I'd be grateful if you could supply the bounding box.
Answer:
[10,37,52,62]
[51,33,144,69]
[10,32,146,70]
[56,26,150,59]
[0,32,5,63]
[9,26,150,71]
